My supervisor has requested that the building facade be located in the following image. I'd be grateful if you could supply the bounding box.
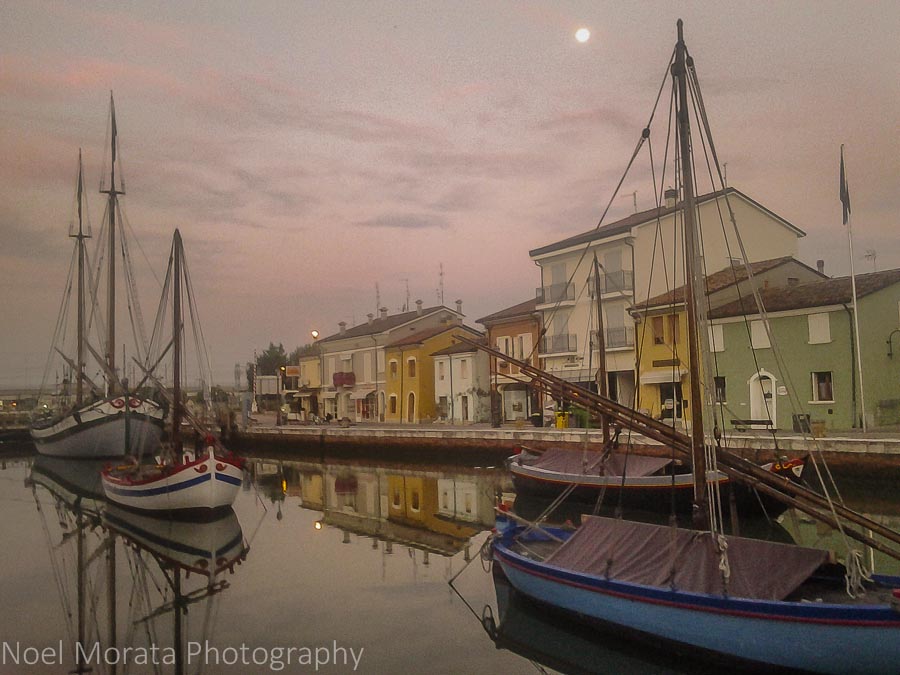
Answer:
[528,188,806,408]
[431,338,491,424]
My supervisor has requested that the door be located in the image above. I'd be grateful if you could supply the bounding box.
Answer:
[749,371,776,427]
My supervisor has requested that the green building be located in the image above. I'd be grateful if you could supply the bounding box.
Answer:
[708,269,900,432]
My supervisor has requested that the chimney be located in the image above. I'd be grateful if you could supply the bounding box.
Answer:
[787,277,799,287]
[415,299,423,316]
[338,321,346,335]
[816,259,825,275]
[379,306,388,319]
[367,313,374,324]
[455,299,463,315]
[664,188,677,208]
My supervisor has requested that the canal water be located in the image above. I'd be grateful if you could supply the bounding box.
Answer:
[0,447,898,674]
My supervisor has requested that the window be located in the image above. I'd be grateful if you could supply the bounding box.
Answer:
[517,335,525,360]
[389,395,397,414]
[460,359,469,379]
[652,316,665,345]
[438,360,445,381]
[411,490,420,512]
[750,320,771,349]
[392,488,401,508]
[812,371,834,402]
[497,336,511,357]
[389,360,398,377]
[708,324,724,353]
[407,358,416,378]
[808,313,831,344]
[464,493,473,514]
[667,315,679,344]
[441,490,449,510]
[714,376,727,403]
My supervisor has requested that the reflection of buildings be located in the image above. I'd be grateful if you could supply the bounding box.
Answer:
[271,458,506,557]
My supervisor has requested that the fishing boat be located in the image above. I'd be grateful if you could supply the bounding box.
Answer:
[102,230,244,516]
[31,96,165,458]
[508,446,804,517]
[491,21,900,674]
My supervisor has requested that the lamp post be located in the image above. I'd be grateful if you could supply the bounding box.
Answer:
[311,330,322,420]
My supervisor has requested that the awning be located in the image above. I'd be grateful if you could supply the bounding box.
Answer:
[640,368,687,385]
[350,388,376,400]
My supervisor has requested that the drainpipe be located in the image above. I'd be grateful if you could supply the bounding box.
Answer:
[842,304,858,428]
[399,348,405,425]
[449,354,455,422]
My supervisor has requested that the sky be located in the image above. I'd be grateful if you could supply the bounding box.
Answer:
[1,1,898,389]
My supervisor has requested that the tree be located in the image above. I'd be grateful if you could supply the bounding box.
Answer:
[256,342,288,375]
[288,343,318,363]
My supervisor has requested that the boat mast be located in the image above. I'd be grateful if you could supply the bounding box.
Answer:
[673,20,709,530]
[101,92,124,394]
[592,254,610,443]
[73,150,88,407]
[173,230,183,455]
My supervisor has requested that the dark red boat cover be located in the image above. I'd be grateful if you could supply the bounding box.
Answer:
[545,515,828,600]
[529,448,672,478]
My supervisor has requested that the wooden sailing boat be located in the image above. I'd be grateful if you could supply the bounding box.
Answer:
[492,21,900,674]
[101,230,244,516]
[31,96,165,458]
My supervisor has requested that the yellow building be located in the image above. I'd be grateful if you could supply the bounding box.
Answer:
[383,324,482,424]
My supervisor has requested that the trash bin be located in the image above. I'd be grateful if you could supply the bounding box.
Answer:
[555,411,569,429]
[530,412,543,428]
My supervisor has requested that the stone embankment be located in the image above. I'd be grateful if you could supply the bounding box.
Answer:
[234,420,900,472]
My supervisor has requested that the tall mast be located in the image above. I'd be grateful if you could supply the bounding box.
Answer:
[101,92,124,393]
[72,150,89,407]
[673,20,709,530]
[592,254,610,443]
[172,230,183,454]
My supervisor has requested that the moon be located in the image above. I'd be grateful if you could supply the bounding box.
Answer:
[575,28,591,43]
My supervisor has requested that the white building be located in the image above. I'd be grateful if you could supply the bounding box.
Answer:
[431,339,491,423]
[528,187,805,405]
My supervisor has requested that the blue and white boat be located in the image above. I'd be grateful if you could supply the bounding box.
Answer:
[492,20,900,675]
[102,230,245,516]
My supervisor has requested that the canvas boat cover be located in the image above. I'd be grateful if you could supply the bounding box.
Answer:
[527,448,672,478]
[545,515,828,600]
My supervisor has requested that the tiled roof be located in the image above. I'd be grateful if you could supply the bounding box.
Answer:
[528,187,804,258]
[709,268,900,319]
[386,324,481,348]
[319,305,456,342]
[635,256,820,310]
[431,336,486,356]
[476,298,538,324]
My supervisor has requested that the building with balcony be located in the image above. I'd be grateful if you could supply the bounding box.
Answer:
[476,299,542,422]
[316,300,465,421]
[529,187,806,408]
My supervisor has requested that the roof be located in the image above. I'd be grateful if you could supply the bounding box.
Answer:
[528,187,805,259]
[319,305,458,343]
[709,268,900,319]
[635,256,823,310]
[476,298,538,325]
[386,324,482,349]
[431,336,486,356]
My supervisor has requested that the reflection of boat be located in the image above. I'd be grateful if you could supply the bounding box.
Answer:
[28,454,107,510]
[102,231,244,516]
[103,504,247,578]
[492,22,900,674]
[487,568,720,675]
[509,447,803,517]
[103,504,249,673]
[31,98,165,458]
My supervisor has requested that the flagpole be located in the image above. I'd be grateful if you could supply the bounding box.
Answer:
[843,145,867,431]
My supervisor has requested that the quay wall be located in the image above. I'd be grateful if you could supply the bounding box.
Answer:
[232,424,900,472]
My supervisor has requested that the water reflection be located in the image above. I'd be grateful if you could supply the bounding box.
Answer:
[247,457,507,559]
[25,456,249,674]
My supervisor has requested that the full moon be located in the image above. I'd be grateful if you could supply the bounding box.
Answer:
[575,28,591,43]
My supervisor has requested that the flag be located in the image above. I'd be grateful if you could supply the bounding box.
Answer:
[840,145,851,225]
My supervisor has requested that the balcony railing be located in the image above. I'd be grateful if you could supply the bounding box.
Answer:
[541,333,577,354]
[588,270,634,296]
[536,282,575,304]
[591,326,635,349]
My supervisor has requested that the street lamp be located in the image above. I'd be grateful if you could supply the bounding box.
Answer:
[311,330,322,420]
